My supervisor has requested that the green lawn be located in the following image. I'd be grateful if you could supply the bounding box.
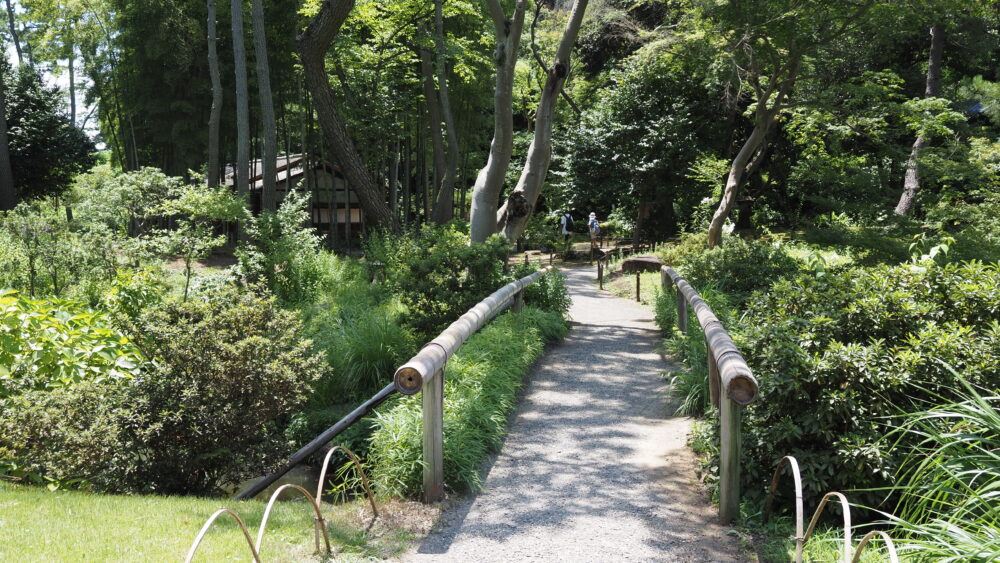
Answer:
[0,482,417,562]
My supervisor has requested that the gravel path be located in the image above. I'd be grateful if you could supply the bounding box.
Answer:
[401,265,740,562]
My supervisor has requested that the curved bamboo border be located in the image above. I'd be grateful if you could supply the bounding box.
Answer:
[183,508,261,563]
[764,456,805,561]
[254,484,331,558]
[852,530,899,563]
[317,444,379,518]
[764,456,900,563]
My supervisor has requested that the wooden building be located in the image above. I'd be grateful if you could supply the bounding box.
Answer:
[226,154,364,247]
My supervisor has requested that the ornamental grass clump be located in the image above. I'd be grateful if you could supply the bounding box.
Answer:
[367,308,567,496]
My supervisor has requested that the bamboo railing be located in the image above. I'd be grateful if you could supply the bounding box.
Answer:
[660,265,759,522]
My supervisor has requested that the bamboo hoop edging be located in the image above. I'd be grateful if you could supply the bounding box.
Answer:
[852,531,899,563]
[254,483,331,559]
[804,491,852,563]
[764,456,805,562]
[316,444,379,519]
[183,508,261,563]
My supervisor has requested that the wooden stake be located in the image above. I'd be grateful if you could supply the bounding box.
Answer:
[635,272,641,302]
[719,396,741,523]
[422,368,444,503]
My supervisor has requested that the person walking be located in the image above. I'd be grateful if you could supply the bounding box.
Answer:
[559,211,574,243]
[588,212,600,249]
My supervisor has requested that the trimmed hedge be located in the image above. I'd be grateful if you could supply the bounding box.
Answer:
[367,307,567,496]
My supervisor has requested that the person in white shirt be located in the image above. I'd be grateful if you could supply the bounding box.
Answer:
[559,212,574,243]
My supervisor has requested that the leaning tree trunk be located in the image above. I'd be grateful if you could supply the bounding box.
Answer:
[298,0,396,231]
[231,0,250,196]
[0,72,15,210]
[4,0,21,65]
[429,0,459,224]
[468,0,525,242]
[206,0,223,187]
[496,0,588,242]
[894,22,944,216]
[706,117,771,247]
[252,0,277,211]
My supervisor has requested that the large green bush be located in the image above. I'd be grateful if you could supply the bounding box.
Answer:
[724,262,1000,512]
[364,224,509,338]
[0,288,324,494]
[368,308,567,496]
[668,235,801,305]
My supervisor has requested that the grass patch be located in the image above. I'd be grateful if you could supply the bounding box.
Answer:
[0,482,428,561]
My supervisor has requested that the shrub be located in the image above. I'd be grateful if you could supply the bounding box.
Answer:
[368,308,567,496]
[236,191,330,306]
[508,265,571,315]
[0,382,126,489]
[113,287,324,494]
[672,235,801,305]
[0,291,144,398]
[364,224,509,338]
[723,261,1000,514]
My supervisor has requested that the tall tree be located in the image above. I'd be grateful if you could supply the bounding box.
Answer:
[496,0,589,241]
[206,0,223,187]
[0,66,15,210]
[704,0,879,248]
[894,22,945,216]
[251,0,277,211]
[298,0,396,231]
[429,0,459,223]
[468,0,525,242]
[4,0,22,65]
[231,0,250,196]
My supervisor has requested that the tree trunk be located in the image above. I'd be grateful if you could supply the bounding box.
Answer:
[4,0,21,65]
[232,0,250,196]
[390,139,399,219]
[68,43,76,125]
[706,116,771,247]
[894,22,945,216]
[297,0,396,231]
[429,0,459,223]
[0,72,15,210]
[419,48,446,215]
[206,0,223,187]
[496,0,588,242]
[468,0,526,242]
[252,0,277,212]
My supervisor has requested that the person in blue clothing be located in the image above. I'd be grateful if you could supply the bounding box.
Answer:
[588,212,600,249]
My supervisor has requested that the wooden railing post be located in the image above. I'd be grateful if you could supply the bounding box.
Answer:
[422,368,444,503]
[708,343,720,408]
[676,289,687,333]
[719,395,741,522]
[598,260,604,290]
[511,289,525,313]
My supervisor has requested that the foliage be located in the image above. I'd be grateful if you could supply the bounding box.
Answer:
[2,62,96,201]
[109,287,323,494]
[368,308,566,496]
[0,291,143,399]
[728,262,1000,513]
[508,264,571,316]
[236,191,330,306]
[363,224,509,338]
[884,377,1000,561]
[666,235,801,305]
[150,184,245,300]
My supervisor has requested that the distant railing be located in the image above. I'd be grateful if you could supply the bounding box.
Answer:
[660,265,759,522]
